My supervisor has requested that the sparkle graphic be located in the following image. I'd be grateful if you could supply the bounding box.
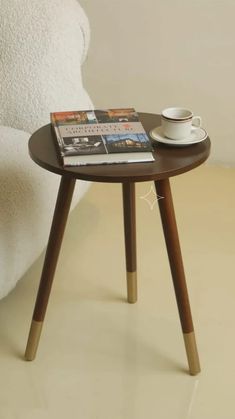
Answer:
[140,185,164,210]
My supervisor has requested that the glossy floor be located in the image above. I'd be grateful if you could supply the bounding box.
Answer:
[0,165,234,419]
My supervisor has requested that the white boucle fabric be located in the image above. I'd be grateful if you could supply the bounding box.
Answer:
[0,0,92,134]
[0,127,90,299]
[0,0,93,299]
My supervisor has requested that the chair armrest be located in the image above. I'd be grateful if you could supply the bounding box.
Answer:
[0,125,90,299]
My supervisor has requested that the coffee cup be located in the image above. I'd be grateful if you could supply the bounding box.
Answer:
[161,107,201,140]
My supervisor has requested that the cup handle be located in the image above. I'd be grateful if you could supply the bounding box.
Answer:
[192,116,201,128]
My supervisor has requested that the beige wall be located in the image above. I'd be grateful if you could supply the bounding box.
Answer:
[80,0,235,165]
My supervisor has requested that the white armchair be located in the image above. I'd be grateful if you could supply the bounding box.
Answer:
[0,0,93,299]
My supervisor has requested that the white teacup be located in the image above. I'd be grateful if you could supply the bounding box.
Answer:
[161,107,201,140]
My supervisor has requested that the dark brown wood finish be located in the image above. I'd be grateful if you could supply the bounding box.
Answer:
[28,113,210,183]
[32,175,76,322]
[155,178,194,333]
[25,112,210,371]
[122,182,137,273]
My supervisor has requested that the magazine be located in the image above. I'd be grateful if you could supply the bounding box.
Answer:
[50,108,154,166]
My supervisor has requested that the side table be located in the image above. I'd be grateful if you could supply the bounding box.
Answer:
[25,112,210,375]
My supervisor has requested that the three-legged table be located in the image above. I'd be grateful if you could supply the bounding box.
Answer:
[25,112,210,375]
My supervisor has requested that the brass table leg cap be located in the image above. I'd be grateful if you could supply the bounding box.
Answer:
[25,320,43,361]
[183,332,201,375]
[127,271,137,303]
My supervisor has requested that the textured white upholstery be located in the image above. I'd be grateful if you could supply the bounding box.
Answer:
[0,0,93,299]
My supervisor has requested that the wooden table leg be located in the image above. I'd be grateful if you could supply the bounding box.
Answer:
[25,175,76,361]
[155,178,201,375]
[122,182,137,303]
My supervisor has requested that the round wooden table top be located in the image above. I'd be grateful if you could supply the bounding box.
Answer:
[28,112,211,183]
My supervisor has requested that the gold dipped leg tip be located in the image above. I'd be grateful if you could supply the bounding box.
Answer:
[25,320,43,361]
[183,332,201,375]
[127,271,137,304]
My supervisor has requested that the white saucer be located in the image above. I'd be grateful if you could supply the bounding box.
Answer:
[150,126,208,147]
